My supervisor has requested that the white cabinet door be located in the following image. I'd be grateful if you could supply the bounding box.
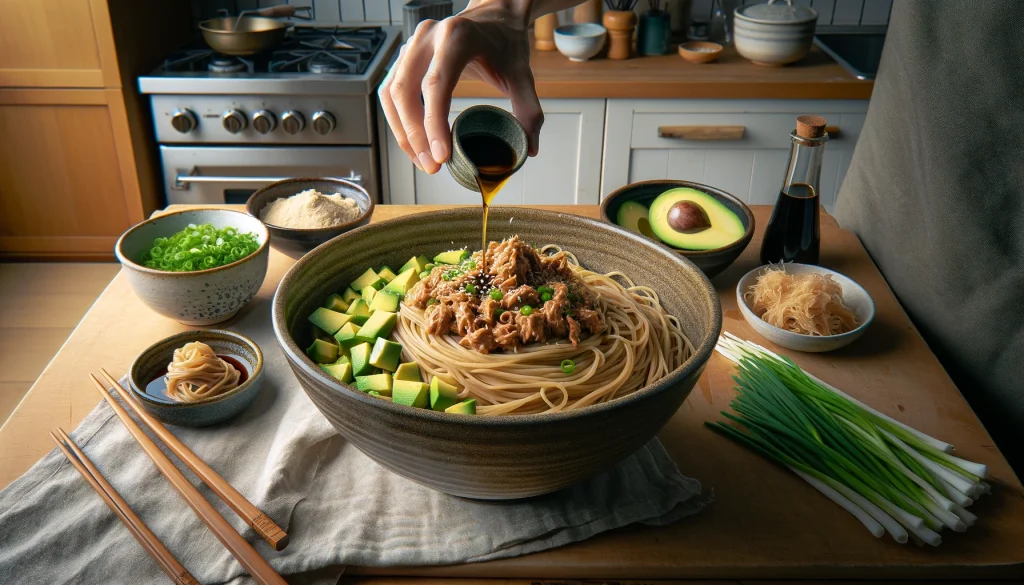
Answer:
[602,99,868,212]
[385,98,606,205]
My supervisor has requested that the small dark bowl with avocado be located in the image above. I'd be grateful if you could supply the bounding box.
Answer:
[601,180,755,278]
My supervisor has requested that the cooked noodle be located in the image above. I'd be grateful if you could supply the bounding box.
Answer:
[743,265,858,336]
[393,245,693,415]
[165,341,241,402]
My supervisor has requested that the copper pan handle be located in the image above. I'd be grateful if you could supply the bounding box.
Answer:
[257,5,311,18]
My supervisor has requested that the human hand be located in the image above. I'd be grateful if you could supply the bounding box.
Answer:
[378,0,544,175]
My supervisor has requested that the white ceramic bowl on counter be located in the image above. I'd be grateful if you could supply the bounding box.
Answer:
[554,23,607,62]
[736,263,875,353]
[115,209,270,326]
[734,0,818,66]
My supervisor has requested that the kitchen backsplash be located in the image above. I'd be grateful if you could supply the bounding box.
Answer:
[190,0,891,28]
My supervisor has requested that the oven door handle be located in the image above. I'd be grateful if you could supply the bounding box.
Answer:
[174,168,363,189]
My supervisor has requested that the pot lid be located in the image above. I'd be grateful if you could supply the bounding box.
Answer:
[736,0,818,24]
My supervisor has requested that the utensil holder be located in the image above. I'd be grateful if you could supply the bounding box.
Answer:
[573,0,602,24]
[637,9,671,55]
[402,0,454,40]
[446,105,529,193]
[603,10,637,60]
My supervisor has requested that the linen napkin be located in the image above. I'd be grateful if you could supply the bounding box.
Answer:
[0,298,709,585]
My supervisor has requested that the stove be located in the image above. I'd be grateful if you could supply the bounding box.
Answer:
[138,26,402,205]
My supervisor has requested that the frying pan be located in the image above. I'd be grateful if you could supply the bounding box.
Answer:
[199,5,311,56]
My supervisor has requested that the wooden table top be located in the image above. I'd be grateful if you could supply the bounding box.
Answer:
[1,204,1021,583]
[453,46,874,100]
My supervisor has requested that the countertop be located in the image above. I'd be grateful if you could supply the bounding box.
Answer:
[1,205,1021,583]
[453,46,875,100]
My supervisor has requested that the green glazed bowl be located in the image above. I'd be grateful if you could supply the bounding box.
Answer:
[445,105,529,192]
[272,207,722,499]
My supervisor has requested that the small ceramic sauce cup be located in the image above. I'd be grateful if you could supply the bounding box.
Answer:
[445,105,529,193]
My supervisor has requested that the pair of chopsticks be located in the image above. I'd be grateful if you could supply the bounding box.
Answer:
[50,370,289,585]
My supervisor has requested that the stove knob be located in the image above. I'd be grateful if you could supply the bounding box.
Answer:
[221,109,248,134]
[311,111,336,135]
[281,110,306,135]
[170,109,197,134]
[252,110,277,134]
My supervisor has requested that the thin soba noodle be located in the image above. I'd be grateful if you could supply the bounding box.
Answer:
[393,245,693,415]
[165,341,241,402]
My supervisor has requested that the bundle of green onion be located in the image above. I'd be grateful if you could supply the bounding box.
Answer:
[709,333,989,546]
[142,223,260,272]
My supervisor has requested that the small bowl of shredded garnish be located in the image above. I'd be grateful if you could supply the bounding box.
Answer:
[735,263,875,353]
[246,177,374,259]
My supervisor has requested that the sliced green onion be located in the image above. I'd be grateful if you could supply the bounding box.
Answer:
[519,305,532,316]
[465,283,477,294]
[427,298,439,306]
[541,292,552,302]
[142,223,258,272]
[560,359,575,374]
[494,308,505,317]
[489,288,503,301]
[537,285,550,295]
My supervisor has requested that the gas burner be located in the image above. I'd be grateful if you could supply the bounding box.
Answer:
[208,55,247,73]
[269,50,363,74]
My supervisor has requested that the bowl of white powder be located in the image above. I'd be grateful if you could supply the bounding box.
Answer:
[246,177,374,258]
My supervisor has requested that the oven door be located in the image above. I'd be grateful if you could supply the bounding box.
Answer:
[160,146,378,205]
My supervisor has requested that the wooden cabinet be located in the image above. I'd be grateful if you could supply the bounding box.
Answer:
[0,0,191,260]
[385,98,606,205]
[601,99,869,212]
[0,90,140,257]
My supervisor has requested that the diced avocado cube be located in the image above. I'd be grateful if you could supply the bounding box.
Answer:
[361,285,377,303]
[308,307,351,335]
[398,255,430,274]
[392,380,429,408]
[424,263,435,271]
[369,290,400,312]
[355,310,397,344]
[369,338,403,372]
[332,353,351,365]
[378,266,397,282]
[418,270,431,281]
[333,322,361,348]
[345,298,372,321]
[323,292,350,313]
[433,249,468,265]
[445,399,477,415]
[356,372,393,394]
[394,362,421,382]
[368,391,393,401]
[305,338,339,364]
[350,342,374,376]
[429,376,460,412]
[383,268,420,297]
[312,325,335,343]
[319,361,353,384]
[351,268,385,292]
[342,287,360,304]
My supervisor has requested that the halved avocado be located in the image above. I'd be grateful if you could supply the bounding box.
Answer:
[648,188,744,251]
[616,200,657,239]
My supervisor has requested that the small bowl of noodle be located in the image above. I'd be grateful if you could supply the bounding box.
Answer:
[128,329,264,427]
[737,263,875,353]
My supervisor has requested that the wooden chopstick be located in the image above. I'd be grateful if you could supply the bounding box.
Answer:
[50,428,200,585]
[99,368,289,551]
[89,374,288,585]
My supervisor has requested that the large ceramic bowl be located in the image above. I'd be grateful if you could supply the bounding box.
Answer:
[272,207,721,499]
[601,180,755,278]
[116,209,270,325]
[245,177,374,259]
[128,329,265,426]
[737,263,875,353]
[734,0,818,66]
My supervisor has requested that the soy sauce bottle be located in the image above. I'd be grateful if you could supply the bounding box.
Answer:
[760,116,829,265]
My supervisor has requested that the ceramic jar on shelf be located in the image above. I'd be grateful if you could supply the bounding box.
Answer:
[602,9,637,60]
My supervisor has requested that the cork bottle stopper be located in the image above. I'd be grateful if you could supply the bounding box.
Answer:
[796,115,827,139]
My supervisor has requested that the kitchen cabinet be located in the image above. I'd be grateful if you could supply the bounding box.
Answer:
[601,99,869,212]
[385,98,605,205]
[0,0,190,260]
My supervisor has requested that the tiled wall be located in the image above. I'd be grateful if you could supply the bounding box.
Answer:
[192,0,891,27]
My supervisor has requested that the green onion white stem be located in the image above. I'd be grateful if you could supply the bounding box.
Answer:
[709,334,991,546]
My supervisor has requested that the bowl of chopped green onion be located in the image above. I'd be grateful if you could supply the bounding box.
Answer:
[116,209,270,325]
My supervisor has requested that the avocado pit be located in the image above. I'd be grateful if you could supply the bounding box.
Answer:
[667,201,711,233]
